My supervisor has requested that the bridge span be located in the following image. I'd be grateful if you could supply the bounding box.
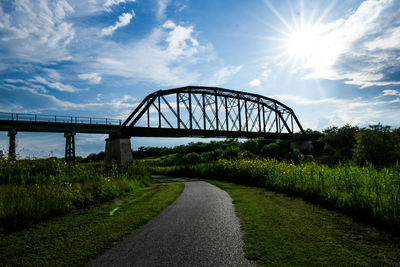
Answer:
[0,86,312,163]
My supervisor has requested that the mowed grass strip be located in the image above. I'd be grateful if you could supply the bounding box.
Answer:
[205,179,400,266]
[0,180,184,266]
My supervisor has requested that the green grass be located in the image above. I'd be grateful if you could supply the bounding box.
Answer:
[0,179,184,266]
[152,159,400,232]
[204,179,400,266]
[0,159,152,232]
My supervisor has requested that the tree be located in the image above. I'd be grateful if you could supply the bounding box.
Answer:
[317,125,359,165]
[260,140,291,160]
[182,152,201,164]
[353,125,400,167]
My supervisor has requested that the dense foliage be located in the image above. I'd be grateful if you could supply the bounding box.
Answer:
[0,159,151,232]
[131,124,400,168]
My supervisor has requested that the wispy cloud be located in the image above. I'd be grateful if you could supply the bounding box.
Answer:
[29,76,79,93]
[157,0,171,19]
[274,93,400,129]
[213,65,242,85]
[4,73,79,94]
[261,69,272,78]
[382,89,400,97]
[0,0,75,64]
[78,73,102,84]
[275,94,400,107]
[100,10,135,36]
[0,81,139,117]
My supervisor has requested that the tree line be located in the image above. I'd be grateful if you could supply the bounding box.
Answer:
[81,124,399,167]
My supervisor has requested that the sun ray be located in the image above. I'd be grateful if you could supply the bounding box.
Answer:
[264,0,295,34]
[315,0,338,25]
[300,0,304,29]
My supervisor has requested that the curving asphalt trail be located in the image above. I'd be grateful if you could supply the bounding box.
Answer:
[88,177,252,267]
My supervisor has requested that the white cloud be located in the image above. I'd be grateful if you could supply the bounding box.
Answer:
[0,0,75,64]
[293,0,400,88]
[78,73,102,84]
[100,10,135,36]
[75,134,108,146]
[213,65,242,85]
[365,27,400,50]
[30,76,79,93]
[157,0,171,19]
[162,20,199,57]
[104,0,136,11]
[249,78,261,87]
[261,69,272,78]
[382,89,400,96]
[92,21,210,85]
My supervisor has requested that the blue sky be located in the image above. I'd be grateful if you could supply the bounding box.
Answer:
[1,0,400,158]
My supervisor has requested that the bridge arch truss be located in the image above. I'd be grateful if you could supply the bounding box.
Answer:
[122,86,305,139]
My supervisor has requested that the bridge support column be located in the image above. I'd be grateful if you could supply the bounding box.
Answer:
[105,136,132,165]
[290,140,313,153]
[8,129,17,160]
[65,132,76,163]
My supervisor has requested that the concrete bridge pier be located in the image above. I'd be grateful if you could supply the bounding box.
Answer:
[105,134,133,165]
[8,129,17,160]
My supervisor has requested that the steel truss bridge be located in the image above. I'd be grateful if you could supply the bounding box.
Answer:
[122,86,304,138]
[0,86,309,161]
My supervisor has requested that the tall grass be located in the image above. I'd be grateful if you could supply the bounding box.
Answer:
[0,159,151,232]
[153,159,400,232]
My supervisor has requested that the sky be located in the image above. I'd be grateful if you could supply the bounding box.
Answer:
[1,0,400,158]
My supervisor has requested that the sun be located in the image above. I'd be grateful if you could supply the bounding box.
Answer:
[262,0,335,67]
[285,27,321,60]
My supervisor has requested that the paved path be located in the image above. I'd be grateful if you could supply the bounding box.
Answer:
[88,177,252,267]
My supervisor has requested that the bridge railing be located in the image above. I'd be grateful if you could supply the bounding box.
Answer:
[0,112,122,126]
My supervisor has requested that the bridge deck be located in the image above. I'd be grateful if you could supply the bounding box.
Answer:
[0,119,121,134]
[0,112,313,140]
[0,120,310,140]
[0,113,122,134]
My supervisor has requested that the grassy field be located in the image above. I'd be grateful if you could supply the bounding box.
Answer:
[0,178,184,266]
[152,158,400,233]
[203,179,400,266]
[0,159,152,232]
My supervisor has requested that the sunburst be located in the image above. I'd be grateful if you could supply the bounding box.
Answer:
[264,0,337,68]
